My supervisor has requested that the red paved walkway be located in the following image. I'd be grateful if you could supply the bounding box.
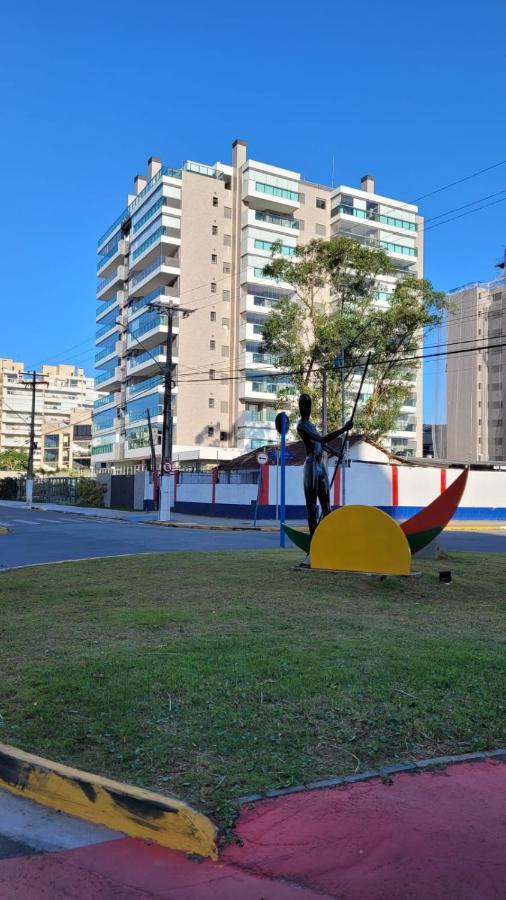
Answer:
[0,760,504,898]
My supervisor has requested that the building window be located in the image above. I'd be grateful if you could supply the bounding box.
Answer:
[224,206,232,219]
[207,426,214,437]
[223,234,231,246]
[212,225,218,235]
[211,282,217,293]
[315,223,326,236]
[210,311,216,321]
[211,253,217,264]
[220,431,227,441]
[223,262,231,274]
[223,290,230,302]
[209,397,214,408]
[212,196,218,207]
[210,340,215,350]
[222,316,229,327]
[209,369,215,380]
[316,198,326,209]
[220,401,228,413]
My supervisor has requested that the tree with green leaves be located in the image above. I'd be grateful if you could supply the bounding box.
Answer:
[0,448,29,472]
[260,236,449,442]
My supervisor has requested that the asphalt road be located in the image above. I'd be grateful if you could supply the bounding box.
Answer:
[0,506,505,570]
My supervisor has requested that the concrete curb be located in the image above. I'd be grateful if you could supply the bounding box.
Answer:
[238,748,506,804]
[0,742,218,859]
[150,521,279,532]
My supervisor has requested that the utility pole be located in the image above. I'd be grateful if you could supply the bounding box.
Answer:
[22,371,48,509]
[148,300,193,520]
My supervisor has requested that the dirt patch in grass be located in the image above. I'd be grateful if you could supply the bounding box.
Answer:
[0,550,505,828]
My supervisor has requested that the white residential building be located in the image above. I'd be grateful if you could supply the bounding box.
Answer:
[93,141,424,470]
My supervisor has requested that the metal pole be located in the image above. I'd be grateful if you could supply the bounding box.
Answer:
[159,307,174,521]
[321,368,327,435]
[340,346,346,506]
[26,371,36,509]
[280,415,286,547]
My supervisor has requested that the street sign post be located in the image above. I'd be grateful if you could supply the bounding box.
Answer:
[275,412,290,548]
[256,451,269,465]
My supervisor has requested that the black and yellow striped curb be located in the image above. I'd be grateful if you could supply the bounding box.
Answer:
[0,742,218,859]
[150,521,279,532]
[238,748,506,804]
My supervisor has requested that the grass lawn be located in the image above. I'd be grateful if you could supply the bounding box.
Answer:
[1,550,505,830]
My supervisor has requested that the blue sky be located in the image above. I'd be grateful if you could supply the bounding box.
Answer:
[1,0,505,423]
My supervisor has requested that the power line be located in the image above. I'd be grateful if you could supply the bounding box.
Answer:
[410,158,506,203]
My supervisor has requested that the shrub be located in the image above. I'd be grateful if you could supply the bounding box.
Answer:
[0,477,20,500]
[76,478,105,507]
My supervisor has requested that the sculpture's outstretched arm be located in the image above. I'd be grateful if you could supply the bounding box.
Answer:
[322,420,353,443]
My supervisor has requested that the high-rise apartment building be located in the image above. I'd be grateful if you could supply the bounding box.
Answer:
[0,359,94,468]
[447,275,506,461]
[93,141,423,469]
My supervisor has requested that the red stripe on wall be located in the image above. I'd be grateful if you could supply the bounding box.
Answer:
[391,465,399,506]
[333,466,340,506]
[259,464,269,505]
[211,467,218,504]
[440,469,447,493]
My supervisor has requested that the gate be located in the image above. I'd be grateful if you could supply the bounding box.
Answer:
[110,475,135,510]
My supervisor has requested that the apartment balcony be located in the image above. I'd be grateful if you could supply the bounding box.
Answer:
[93,392,117,411]
[242,207,300,236]
[128,255,180,297]
[331,204,417,235]
[238,410,277,429]
[242,175,300,214]
[125,409,164,428]
[126,374,164,400]
[239,377,292,401]
[239,350,279,370]
[96,238,129,278]
[241,264,292,292]
[240,291,281,317]
[95,340,121,367]
[130,227,181,269]
[127,312,179,352]
[128,284,180,320]
[240,321,264,343]
[91,438,117,462]
[96,265,128,300]
[94,366,122,392]
[127,344,178,379]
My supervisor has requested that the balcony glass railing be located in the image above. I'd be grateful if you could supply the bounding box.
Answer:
[255,211,299,229]
[252,294,279,310]
[96,319,118,340]
[130,255,178,288]
[95,368,118,385]
[91,442,114,455]
[97,271,118,294]
[127,375,164,397]
[252,382,278,394]
[126,393,164,424]
[132,226,165,261]
[331,204,417,232]
[255,182,299,202]
[183,161,226,180]
[129,285,172,315]
[245,411,277,424]
[254,267,279,281]
[127,349,165,370]
[126,424,162,450]
[133,196,165,234]
[93,393,115,409]
[251,351,278,365]
[254,239,296,257]
[129,312,168,339]
[95,343,117,364]
[379,240,417,257]
[96,295,118,318]
[96,240,120,271]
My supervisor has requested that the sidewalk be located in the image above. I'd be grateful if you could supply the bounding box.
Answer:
[1,758,504,898]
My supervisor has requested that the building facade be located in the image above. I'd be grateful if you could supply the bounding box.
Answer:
[447,276,506,462]
[41,408,92,471]
[0,360,94,468]
[93,141,424,470]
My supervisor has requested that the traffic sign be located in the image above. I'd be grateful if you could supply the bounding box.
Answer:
[256,451,269,465]
[275,411,290,435]
[162,460,173,474]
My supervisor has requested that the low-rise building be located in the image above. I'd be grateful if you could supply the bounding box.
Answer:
[0,359,95,468]
[41,408,92,471]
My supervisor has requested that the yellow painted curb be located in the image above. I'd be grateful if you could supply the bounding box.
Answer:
[0,527,9,534]
[151,521,278,532]
[0,742,218,859]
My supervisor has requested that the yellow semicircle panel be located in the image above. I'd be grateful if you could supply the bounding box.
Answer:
[311,505,411,576]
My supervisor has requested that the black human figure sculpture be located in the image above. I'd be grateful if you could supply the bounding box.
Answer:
[297,393,352,535]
